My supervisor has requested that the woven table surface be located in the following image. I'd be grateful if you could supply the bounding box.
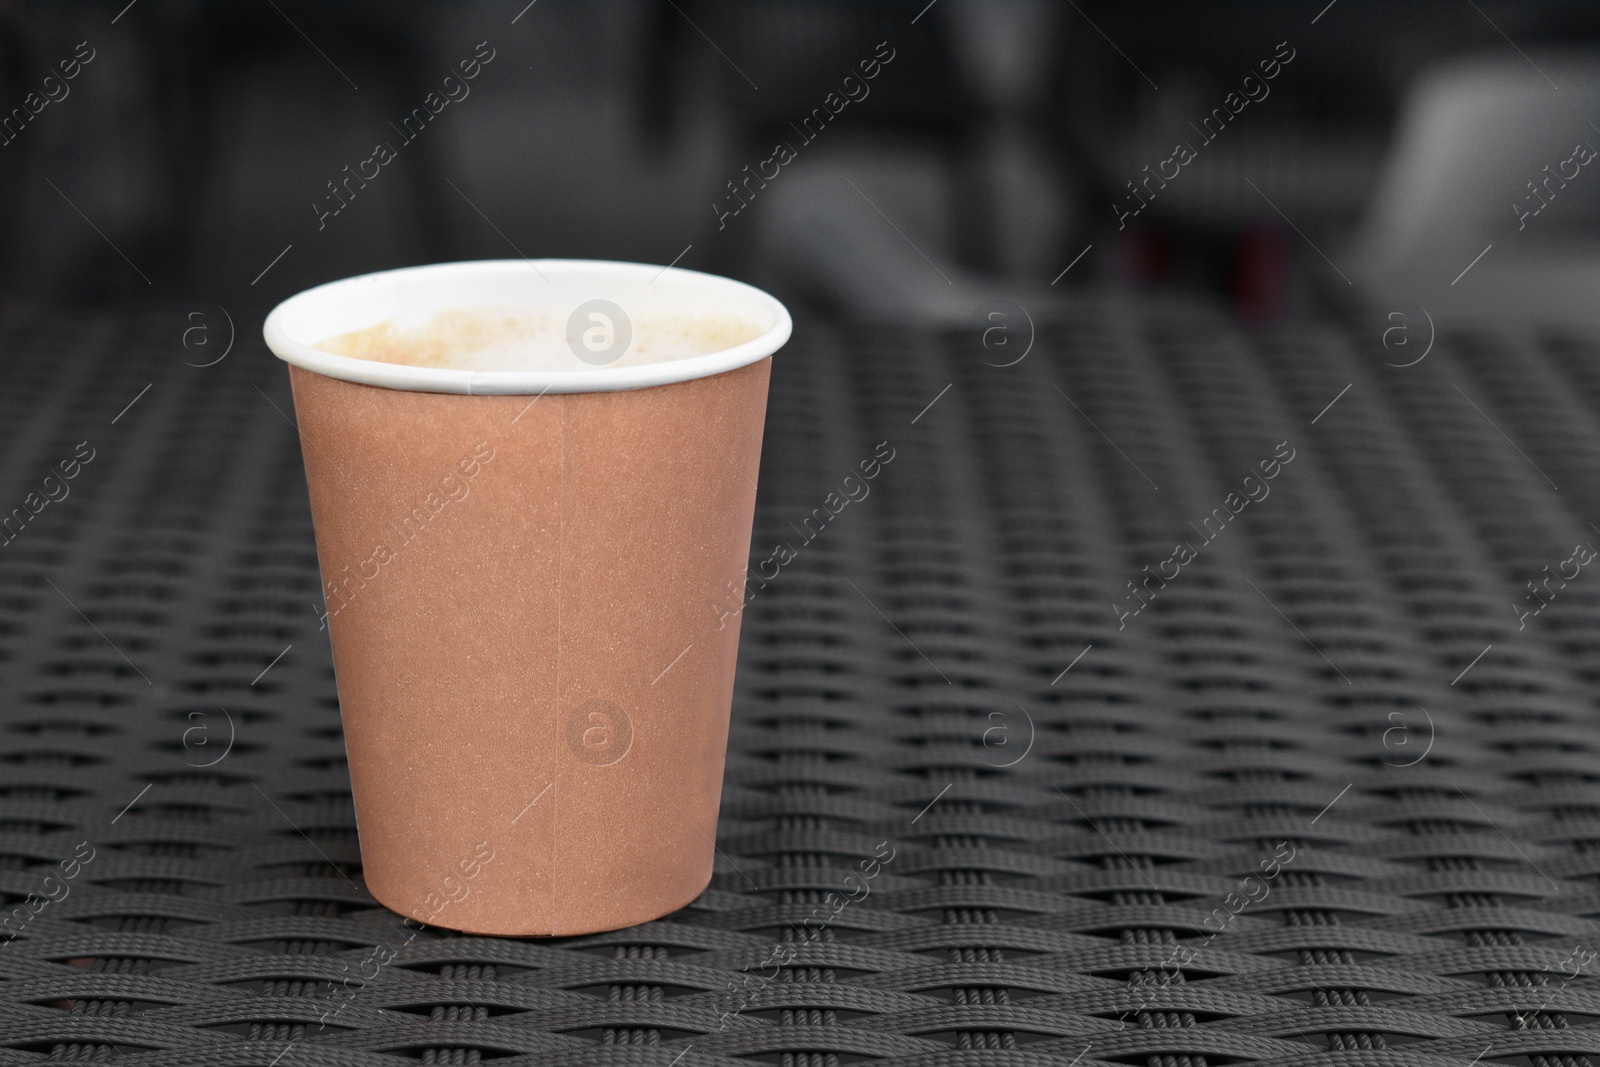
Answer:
[2,298,1600,1066]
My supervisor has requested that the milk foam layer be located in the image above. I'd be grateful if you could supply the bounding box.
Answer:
[315,306,764,371]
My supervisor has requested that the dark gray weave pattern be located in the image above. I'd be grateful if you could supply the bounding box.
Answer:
[2,300,1599,1066]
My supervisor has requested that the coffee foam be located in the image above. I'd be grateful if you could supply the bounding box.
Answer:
[315,306,764,372]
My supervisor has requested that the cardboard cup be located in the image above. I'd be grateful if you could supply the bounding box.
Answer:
[263,260,790,935]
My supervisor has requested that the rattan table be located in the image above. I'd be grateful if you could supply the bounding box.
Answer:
[2,296,1599,1065]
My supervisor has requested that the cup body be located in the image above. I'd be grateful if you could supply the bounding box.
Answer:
[263,260,789,935]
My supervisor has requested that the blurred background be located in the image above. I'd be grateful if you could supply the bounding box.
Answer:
[0,0,1596,331]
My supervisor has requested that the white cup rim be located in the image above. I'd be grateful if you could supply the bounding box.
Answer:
[262,258,791,395]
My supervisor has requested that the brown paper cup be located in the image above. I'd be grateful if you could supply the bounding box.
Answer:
[263,260,789,935]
